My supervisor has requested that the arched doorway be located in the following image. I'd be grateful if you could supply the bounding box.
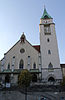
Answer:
[32,74,37,82]
[5,74,10,83]
[19,59,24,69]
[48,77,55,82]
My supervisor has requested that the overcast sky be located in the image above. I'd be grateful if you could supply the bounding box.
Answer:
[0,0,65,63]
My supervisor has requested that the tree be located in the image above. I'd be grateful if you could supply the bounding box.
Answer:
[18,69,32,100]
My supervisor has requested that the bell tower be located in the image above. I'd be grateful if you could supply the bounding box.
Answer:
[39,7,62,83]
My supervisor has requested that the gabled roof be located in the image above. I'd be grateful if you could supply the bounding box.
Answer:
[3,35,40,56]
[33,45,40,52]
[41,7,52,19]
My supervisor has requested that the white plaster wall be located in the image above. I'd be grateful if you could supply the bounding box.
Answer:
[39,18,62,80]
[39,23,60,68]
[42,68,62,80]
[3,40,39,70]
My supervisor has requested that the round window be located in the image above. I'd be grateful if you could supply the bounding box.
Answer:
[20,48,25,53]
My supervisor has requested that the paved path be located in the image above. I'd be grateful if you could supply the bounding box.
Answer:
[0,91,65,100]
[0,91,25,100]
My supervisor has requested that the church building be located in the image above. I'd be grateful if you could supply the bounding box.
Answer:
[0,8,62,85]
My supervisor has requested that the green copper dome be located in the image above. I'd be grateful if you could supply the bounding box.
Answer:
[41,8,52,19]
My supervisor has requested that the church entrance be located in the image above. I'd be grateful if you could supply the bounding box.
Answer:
[5,74,10,83]
[32,74,37,82]
[48,77,55,82]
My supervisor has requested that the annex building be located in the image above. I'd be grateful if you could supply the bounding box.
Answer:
[0,8,63,85]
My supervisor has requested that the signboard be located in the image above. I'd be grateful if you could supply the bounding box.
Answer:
[6,83,10,88]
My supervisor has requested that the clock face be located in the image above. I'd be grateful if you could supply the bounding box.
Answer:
[44,20,47,24]
[44,20,50,24]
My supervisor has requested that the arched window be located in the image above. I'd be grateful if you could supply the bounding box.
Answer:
[47,38,50,42]
[48,50,51,54]
[33,63,36,69]
[48,63,53,69]
[7,63,10,69]
[19,59,24,69]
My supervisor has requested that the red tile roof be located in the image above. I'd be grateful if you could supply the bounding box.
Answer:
[60,64,65,68]
[33,45,40,52]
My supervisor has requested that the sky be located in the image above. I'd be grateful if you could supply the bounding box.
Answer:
[0,0,65,63]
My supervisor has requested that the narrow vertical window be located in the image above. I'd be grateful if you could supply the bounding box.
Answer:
[28,56,30,65]
[44,25,51,35]
[39,55,41,65]
[19,59,24,69]
[47,38,50,42]
[48,50,51,54]
[33,63,36,69]
[12,56,15,66]
[12,56,15,71]
[7,63,10,69]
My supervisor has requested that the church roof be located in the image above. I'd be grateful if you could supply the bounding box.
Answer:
[41,7,52,19]
[33,45,40,52]
[60,64,65,68]
[3,38,40,56]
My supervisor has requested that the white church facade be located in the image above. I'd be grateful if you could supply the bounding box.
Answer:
[0,8,62,85]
